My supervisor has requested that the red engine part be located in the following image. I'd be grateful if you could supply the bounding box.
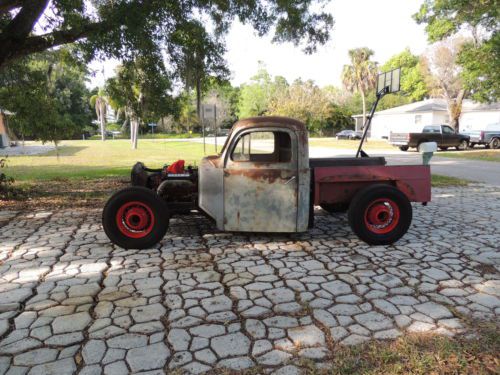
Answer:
[167,160,185,174]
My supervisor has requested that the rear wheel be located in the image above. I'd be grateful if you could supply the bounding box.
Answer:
[399,146,409,151]
[321,203,349,214]
[348,184,412,245]
[102,187,169,249]
[439,146,448,151]
[456,139,468,150]
[490,137,500,149]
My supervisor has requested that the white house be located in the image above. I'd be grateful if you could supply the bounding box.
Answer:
[353,99,500,139]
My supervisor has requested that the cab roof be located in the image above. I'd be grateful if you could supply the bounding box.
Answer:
[232,116,307,133]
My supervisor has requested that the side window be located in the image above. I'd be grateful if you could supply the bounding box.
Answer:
[442,126,454,134]
[231,131,292,163]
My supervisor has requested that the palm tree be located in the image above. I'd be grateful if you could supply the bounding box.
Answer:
[89,89,108,141]
[342,48,378,126]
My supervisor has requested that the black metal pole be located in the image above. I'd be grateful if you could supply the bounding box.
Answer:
[356,88,387,157]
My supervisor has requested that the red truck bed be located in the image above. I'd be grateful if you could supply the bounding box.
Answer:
[313,162,431,205]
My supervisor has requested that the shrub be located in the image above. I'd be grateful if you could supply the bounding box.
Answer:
[0,158,15,199]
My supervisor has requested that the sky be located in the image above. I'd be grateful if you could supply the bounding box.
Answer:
[88,0,429,89]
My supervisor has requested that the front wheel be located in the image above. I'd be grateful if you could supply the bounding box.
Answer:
[489,138,500,149]
[399,146,409,151]
[456,139,468,150]
[348,184,412,245]
[439,146,448,151]
[102,187,169,249]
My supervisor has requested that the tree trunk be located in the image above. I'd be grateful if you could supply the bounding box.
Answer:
[361,89,366,128]
[131,119,138,149]
[196,77,201,125]
[447,90,466,133]
[99,102,106,141]
[360,89,368,141]
[54,140,59,160]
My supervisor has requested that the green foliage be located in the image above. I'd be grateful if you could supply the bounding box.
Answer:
[415,0,500,102]
[381,48,428,101]
[458,33,500,103]
[324,104,354,135]
[106,123,122,132]
[0,158,15,199]
[341,48,378,121]
[414,0,499,42]
[341,48,378,95]
[105,55,177,126]
[0,49,93,145]
[268,78,332,135]
[238,63,280,118]
[0,1,333,70]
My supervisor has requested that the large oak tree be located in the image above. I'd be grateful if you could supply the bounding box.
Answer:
[0,0,333,70]
[414,0,499,102]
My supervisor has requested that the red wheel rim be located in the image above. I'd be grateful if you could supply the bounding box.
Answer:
[115,201,155,238]
[363,198,400,234]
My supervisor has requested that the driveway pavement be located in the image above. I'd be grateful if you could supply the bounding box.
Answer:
[0,185,499,374]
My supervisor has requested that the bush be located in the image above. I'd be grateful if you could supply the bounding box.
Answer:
[0,158,16,199]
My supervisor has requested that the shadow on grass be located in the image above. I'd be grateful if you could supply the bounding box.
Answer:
[8,165,131,181]
[38,145,89,157]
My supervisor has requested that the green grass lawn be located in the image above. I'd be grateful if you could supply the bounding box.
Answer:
[308,137,393,150]
[89,132,202,140]
[439,150,500,162]
[431,174,471,187]
[4,139,207,181]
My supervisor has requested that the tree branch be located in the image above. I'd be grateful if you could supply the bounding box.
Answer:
[0,21,106,67]
[1,0,48,39]
[0,0,23,14]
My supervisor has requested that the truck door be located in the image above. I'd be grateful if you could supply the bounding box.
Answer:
[223,128,298,232]
[441,125,457,146]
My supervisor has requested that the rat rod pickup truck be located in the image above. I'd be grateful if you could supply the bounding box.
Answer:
[102,69,431,249]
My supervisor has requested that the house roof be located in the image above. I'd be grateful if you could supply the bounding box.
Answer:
[352,98,500,117]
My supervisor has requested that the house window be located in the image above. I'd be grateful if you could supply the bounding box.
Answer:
[415,115,422,125]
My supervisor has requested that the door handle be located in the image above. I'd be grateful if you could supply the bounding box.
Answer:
[283,176,296,185]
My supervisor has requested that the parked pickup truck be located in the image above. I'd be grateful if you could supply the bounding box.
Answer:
[102,116,431,249]
[462,123,500,149]
[390,124,470,151]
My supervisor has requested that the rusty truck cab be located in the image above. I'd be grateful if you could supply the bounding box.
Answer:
[199,117,310,232]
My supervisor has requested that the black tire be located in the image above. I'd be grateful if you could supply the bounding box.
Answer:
[490,138,500,149]
[456,139,468,151]
[348,184,412,245]
[102,186,169,249]
[469,143,475,149]
[399,146,409,151]
[439,146,448,151]
[321,203,349,214]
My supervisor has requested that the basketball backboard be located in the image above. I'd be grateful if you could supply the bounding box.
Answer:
[376,68,401,94]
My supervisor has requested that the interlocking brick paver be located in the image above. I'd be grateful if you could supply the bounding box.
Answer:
[0,185,498,373]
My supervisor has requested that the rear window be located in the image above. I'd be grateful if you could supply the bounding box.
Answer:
[423,126,440,133]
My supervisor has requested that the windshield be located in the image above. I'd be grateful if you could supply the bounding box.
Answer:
[218,127,234,155]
